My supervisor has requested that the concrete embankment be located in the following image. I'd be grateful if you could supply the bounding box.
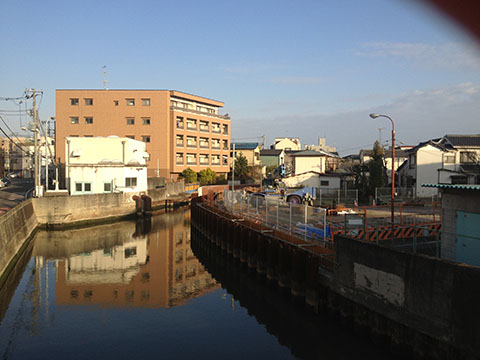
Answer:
[0,181,187,287]
[0,200,38,286]
[191,196,480,359]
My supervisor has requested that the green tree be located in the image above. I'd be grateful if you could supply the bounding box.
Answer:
[198,168,217,185]
[368,141,387,195]
[179,168,197,183]
[234,153,250,179]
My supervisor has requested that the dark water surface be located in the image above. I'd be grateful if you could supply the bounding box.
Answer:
[0,209,395,359]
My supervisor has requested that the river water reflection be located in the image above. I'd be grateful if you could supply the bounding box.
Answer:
[0,209,394,359]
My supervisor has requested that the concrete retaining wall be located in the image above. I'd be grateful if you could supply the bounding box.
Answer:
[0,199,38,285]
[332,235,480,358]
[33,181,185,227]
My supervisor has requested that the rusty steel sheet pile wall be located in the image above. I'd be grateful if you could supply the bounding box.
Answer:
[0,199,38,287]
[191,196,327,307]
[192,195,480,359]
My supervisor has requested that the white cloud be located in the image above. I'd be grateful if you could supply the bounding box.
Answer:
[356,41,480,69]
[232,83,480,155]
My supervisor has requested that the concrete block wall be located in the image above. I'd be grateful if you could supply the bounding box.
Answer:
[334,235,480,358]
[0,200,38,283]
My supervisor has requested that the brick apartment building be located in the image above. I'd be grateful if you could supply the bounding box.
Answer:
[56,89,231,179]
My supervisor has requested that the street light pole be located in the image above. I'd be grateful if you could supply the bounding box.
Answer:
[369,113,395,239]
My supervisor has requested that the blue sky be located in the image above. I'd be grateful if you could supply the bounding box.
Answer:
[1,0,480,155]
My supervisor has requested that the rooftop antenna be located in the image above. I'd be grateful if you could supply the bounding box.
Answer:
[103,65,108,90]
[378,127,384,143]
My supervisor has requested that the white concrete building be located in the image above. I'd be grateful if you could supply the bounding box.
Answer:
[399,135,480,198]
[273,137,301,151]
[282,171,341,189]
[65,136,149,195]
[284,149,340,176]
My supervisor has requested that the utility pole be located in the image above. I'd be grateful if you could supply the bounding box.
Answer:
[231,143,235,213]
[32,89,39,197]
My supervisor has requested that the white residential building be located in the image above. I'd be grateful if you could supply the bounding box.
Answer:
[282,171,341,189]
[273,137,301,151]
[65,136,149,195]
[284,149,340,176]
[399,135,480,198]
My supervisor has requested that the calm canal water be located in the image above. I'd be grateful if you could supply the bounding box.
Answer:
[0,209,396,359]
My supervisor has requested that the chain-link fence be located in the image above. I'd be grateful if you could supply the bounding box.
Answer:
[220,190,329,246]
[317,188,358,207]
[375,187,416,203]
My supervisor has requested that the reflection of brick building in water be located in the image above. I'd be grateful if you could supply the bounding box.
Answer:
[34,210,219,308]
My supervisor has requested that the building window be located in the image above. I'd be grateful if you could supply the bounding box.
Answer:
[199,120,209,132]
[114,100,119,106]
[84,135,93,137]
[142,136,151,143]
[176,135,184,147]
[176,153,184,165]
[200,154,209,165]
[176,117,184,129]
[222,124,228,135]
[186,118,197,130]
[142,118,151,125]
[199,137,209,149]
[126,118,135,125]
[212,122,220,133]
[70,98,79,106]
[211,139,220,149]
[444,154,455,164]
[142,98,150,106]
[85,117,93,124]
[320,180,329,186]
[126,135,135,139]
[186,136,197,148]
[211,155,220,165]
[409,154,416,169]
[126,177,137,187]
[70,117,79,124]
[104,182,112,193]
[74,182,92,194]
[125,246,137,258]
[222,155,228,166]
[222,140,228,150]
[460,151,476,164]
[126,98,135,106]
[84,98,93,106]
[186,153,197,165]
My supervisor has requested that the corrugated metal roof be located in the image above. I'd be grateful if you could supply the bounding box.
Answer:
[422,184,480,191]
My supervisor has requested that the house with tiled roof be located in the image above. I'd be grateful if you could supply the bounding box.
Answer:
[398,134,480,198]
[230,142,262,166]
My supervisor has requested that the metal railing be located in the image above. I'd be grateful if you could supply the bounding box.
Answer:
[220,190,330,246]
